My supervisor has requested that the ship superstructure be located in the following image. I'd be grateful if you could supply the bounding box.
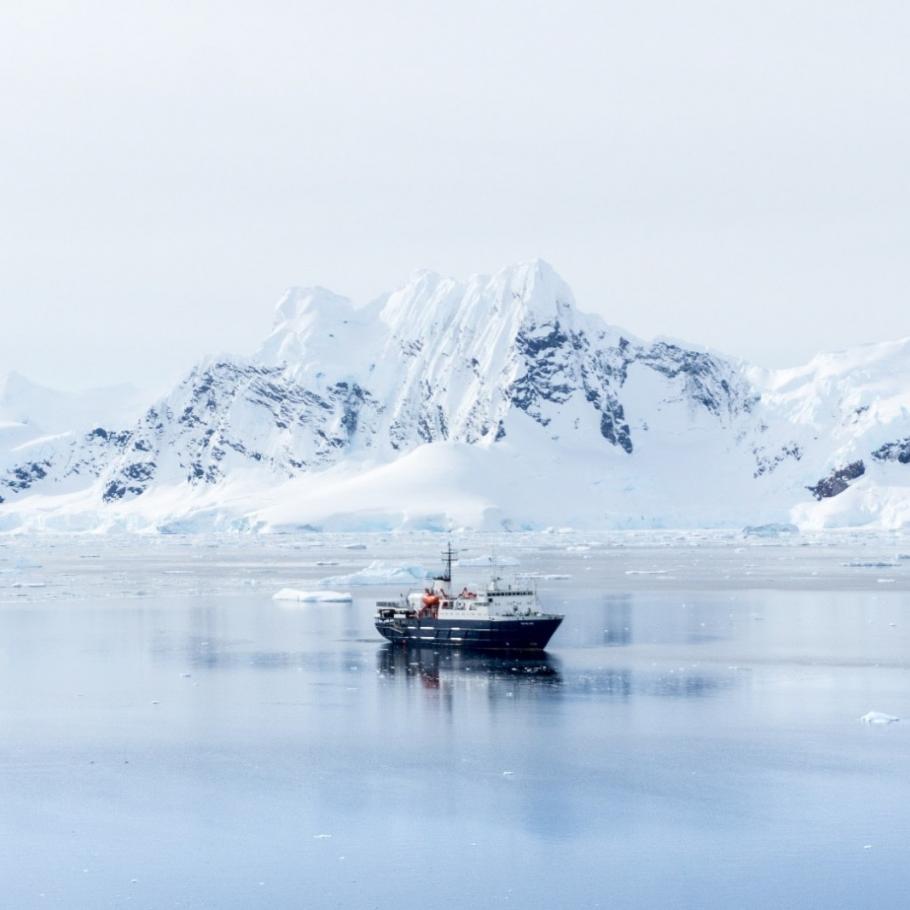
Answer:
[374,544,563,651]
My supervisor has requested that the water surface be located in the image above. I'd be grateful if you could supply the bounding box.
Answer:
[1,533,908,908]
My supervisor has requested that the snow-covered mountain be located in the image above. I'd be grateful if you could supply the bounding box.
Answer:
[2,260,909,532]
[0,372,145,465]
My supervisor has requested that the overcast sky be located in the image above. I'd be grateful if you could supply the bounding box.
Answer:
[1,1,908,393]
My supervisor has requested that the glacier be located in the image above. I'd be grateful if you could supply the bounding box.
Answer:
[2,259,910,533]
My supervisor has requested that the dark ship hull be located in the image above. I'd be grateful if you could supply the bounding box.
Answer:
[375,615,563,651]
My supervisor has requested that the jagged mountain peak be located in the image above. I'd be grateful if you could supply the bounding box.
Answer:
[491,257,576,308]
[257,286,367,377]
[271,285,354,327]
[374,259,586,356]
[3,261,910,531]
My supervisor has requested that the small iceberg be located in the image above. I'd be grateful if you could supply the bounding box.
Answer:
[860,711,900,725]
[318,561,432,587]
[273,589,353,603]
[742,523,800,538]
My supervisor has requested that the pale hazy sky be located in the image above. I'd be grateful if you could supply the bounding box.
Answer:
[2,1,908,393]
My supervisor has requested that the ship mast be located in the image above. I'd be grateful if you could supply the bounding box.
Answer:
[435,541,457,584]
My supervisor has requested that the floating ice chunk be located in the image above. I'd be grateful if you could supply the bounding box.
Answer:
[845,561,897,568]
[318,561,431,587]
[516,572,571,580]
[342,543,367,550]
[457,555,520,567]
[742,523,799,538]
[273,589,353,602]
[313,833,333,839]
[624,569,667,576]
[860,711,900,725]
[10,581,46,588]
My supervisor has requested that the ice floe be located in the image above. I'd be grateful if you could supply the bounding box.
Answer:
[844,561,897,568]
[273,589,352,603]
[742,523,800,538]
[860,711,900,725]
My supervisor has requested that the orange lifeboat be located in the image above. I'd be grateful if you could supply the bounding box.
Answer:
[419,592,441,618]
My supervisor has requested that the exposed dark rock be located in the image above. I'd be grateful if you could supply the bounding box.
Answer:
[4,460,52,493]
[103,481,145,502]
[872,438,910,464]
[753,443,803,478]
[334,381,371,439]
[123,462,156,482]
[87,427,131,447]
[516,322,570,356]
[637,342,758,418]
[509,319,575,425]
[808,460,865,500]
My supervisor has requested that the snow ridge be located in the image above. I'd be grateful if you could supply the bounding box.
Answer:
[2,260,910,532]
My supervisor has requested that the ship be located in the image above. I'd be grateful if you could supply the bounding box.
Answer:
[374,544,563,651]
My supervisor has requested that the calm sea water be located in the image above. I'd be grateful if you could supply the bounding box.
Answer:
[1,534,909,908]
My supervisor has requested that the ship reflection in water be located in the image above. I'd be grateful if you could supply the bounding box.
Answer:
[377,644,734,703]
[377,644,562,696]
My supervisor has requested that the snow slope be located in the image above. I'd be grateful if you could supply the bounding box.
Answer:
[2,260,909,532]
[0,372,143,443]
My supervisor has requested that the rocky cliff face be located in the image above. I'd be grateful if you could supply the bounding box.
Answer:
[2,260,909,530]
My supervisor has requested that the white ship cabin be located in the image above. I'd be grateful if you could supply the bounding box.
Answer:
[404,575,540,619]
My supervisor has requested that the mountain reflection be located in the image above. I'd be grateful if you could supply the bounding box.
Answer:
[602,595,633,646]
